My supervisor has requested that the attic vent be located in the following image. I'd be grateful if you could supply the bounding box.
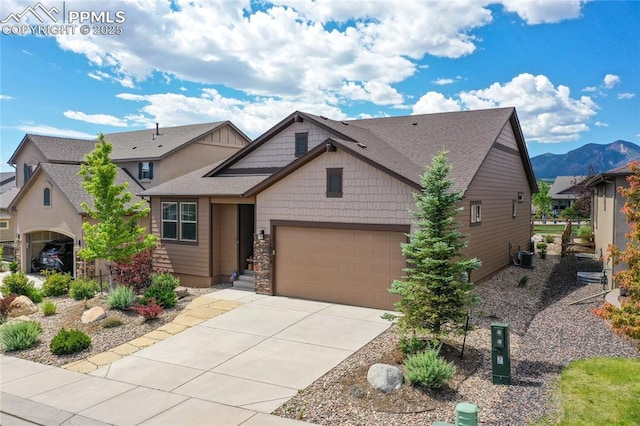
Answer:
[132,146,137,149]
[341,121,349,125]
[357,142,367,149]
[158,144,163,147]
[412,122,418,126]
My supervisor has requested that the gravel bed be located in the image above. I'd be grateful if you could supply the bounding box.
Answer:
[275,241,640,425]
[1,285,224,367]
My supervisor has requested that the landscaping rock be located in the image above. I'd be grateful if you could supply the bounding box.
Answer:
[367,363,403,393]
[81,306,106,323]
[8,296,38,317]
[175,286,189,298]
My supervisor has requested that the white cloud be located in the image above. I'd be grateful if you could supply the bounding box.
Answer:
[433,78,455,86]
[63,111,129,127]
[582,86,598,93]
[413,73,598,143]
[413,92,461,114]
[618,92,635,100]
[0,94,13,100]
[16,124,96,139]
[595,121,609,127]
[603,74,621,89]
[87,72,104,81]
[499,0,586,24]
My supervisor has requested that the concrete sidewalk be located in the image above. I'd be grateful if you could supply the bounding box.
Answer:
[1,289,392,425]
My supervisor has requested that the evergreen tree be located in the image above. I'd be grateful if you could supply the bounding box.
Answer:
[78,134,157,288]
[385,151,481,341]
[532,181,552,217]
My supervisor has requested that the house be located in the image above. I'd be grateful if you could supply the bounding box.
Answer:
[6,122,251,276]
[143,107,537,309]
[587,164,633,288]
[0,173,17,251]
[549,175,585,217]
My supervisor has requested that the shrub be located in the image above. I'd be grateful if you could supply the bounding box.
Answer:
[102,316,123,328]
[113,247,156,292]
[518,276,529,288]
[42,300,57,316]
[577,224,593,239]
[545,235,555,244]
[404,348,456,389]
[50,328,91,355]
[398,336,430,357]
[107,285,135,310]
[1,320,42,351]
[0,294,17,323]
[2,272,34,297]
[8,261,19,274]
[41,270,71,297]
[69,279,99,301]
[144,273,179,308]
[130,300,164,321]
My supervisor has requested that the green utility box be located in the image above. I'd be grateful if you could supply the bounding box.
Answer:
[491,323,511,385]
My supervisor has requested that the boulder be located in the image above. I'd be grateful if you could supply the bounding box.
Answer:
[81,306,106,324]
[174,286,189,298]
[8,296,38,317]
[367,363,403,393]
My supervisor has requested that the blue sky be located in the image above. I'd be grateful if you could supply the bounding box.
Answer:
[1,0,638,173]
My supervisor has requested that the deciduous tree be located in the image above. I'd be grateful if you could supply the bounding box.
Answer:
[78,134,157,288]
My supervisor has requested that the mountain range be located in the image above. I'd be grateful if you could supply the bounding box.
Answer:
[530,140,640,180]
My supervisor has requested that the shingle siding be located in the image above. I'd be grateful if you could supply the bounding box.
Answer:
[256,149,414,231]
[231,123,332,169]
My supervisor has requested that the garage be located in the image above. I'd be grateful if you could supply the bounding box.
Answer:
[274,224,408,310]
[28,231,75,274]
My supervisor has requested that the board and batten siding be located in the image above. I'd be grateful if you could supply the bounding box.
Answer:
[230,122,333,170]
[151,196,211,287]
[460,125,533,283]
[256,149,415,232]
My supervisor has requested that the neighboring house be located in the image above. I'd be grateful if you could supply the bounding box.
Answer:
[549,175,585,216]
[143,107,538,309]
[587,164,632,288]
[0,172,16,193]
[6,122,250,276]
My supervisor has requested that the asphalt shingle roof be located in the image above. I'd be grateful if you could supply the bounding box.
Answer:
[301,107,521,191]
[0,187,19,210]
[141,163,268,197]
[21,135,96,163]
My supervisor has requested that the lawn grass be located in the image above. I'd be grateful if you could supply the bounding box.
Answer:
[533,224,566,235]
[545,357,640,425]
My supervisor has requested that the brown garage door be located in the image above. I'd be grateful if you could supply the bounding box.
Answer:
[274,226,406,310]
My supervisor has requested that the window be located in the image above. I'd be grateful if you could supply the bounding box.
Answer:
[470,202,482,224]
[23,163,36,185]
[512,200,517,217]
[517,192,524,203]
[0,221,7,229]
[180,202,197,241]
[326,168,343,198]
[295,133,308,157]
[43,187,51,206]
[138,162,153,180]
[162,201,197,242]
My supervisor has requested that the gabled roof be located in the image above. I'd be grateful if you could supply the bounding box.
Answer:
[8,134,96,165]
[549,176,586,199]
[8,163,144,213]
[214,107,535,193]
[105,121,249,161]
[8,122,250,166]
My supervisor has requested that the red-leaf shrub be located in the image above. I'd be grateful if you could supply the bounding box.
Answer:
[112,247,156,292]
[130,300,164,321]
[0,293,18,321]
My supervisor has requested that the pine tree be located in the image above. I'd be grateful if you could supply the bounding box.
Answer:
[385,151,481,342]
[78,134,158,288]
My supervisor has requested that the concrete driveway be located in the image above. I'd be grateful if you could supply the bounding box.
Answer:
[1,288,392,425]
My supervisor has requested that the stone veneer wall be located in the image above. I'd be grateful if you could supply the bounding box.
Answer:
[13,238,21,270]
[254,234,272,294]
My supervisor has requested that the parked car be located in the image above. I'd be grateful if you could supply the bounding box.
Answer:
[34,240,74,273]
